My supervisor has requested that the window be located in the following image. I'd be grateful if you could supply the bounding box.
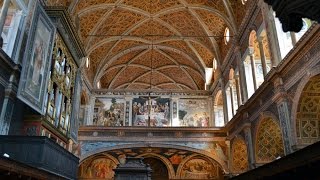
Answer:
[97,81,101,89]
[241,0,247,5]
[85,57,90,68]
[213,58,217,71]
[224,27,230,44]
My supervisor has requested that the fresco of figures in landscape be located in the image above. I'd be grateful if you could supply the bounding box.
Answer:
[178,99,210,127]
[78,147,223,179]
[132,97,170,126]
[78,157,117,179]
[93,98,125,126]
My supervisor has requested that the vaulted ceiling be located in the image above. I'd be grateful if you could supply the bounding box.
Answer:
[46,0,249,90]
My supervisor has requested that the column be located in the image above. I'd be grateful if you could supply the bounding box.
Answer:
[235,47,248,102]
[290,32,297,45]
[243,124,255,169]
[249,48,258,90]
[229,84,235,116]
[257,36,268,78]
[235,75,242,107]
[0,81,16,135]
[221,80,229,124]
[258,0,281,66]
[273,77,293,155]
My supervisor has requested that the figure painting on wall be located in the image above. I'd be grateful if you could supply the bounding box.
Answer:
[180,157,220,179]
[132,97,170,127]
[17,1,55,114]
[93,98,125,126]
[178,99,210,127]
[79,157,117,179]
[26,19,50,99]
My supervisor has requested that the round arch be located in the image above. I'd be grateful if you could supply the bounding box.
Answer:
[254,113,285,163]
[79,142,229,173]
[176,154,224,179]
[291,64,320,147]
[137,153,176,179]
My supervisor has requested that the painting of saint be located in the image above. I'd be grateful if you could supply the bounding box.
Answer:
[26,19,50,99]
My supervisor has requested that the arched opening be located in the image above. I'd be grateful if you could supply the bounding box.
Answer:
[226,68,239,121]
[214,90,224,127]
[255,117,285,163]
[296,74,320,146]
[143,157,169,180]
[231,137,248,173]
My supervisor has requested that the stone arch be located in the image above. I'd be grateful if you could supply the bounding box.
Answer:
[79,142,229,173]
[176,154,224,179]
[137,153,175,179]
[294,73,320,146]
[291,63,320,147]
[231,137,248,173]
[254,115,285,163]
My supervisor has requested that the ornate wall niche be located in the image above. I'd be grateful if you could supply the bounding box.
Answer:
[255,117,284,163]
[177,155,223,180]
[296,74,320,145]
[231,137,248,173]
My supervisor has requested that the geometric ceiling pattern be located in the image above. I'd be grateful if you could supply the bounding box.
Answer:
[51,0,248,90]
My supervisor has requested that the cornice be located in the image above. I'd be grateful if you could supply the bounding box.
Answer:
[45,6,87,67]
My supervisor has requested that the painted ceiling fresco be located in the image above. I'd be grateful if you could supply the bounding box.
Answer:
[45,0,249,90]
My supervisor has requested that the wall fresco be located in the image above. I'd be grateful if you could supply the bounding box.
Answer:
[132,97,170,127]
[178,99,210,127]
[93,98,125,126]
[79,157,117,180]
[180,156,222,179]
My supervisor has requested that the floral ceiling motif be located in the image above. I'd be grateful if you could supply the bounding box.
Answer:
[47,0,249,90]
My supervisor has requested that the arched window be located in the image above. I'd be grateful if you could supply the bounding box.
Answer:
[224,27,230,44]
[214,90,224,127]
[213,58,218,71]
[85,57,90,68]
[97,81,101,89]
[226,69,239,121]
[273,12,312,59]
[241,0,247,5]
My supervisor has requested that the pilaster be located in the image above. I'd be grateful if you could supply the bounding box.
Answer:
[235,47,248,102]
[243,123,255,169]
[272,77,293,154]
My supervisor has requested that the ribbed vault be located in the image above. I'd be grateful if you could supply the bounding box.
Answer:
[47,0,249,90]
